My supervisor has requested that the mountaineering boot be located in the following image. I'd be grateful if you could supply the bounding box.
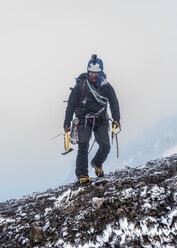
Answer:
[75,176,91,186]
[91,162,104,178]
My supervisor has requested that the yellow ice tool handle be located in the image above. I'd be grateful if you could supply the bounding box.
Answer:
[64,131,70,151]
[112,122,121,159]
[113,121,121,135]
[64,126,70,151]
[66,131,70,151]
[112,124,116,137]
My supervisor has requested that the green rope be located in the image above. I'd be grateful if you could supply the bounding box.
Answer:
[86,79,108,106]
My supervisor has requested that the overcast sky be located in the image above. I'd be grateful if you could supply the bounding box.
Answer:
[0,0,177,202]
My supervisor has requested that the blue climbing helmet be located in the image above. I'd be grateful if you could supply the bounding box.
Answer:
[87,54,103,86]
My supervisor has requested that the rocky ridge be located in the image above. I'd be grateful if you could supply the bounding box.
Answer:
[0,154,177,248]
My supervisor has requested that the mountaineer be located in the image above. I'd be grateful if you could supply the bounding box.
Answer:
[63,55,120,185]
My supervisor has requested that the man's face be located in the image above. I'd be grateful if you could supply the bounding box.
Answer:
[88,71,100,83]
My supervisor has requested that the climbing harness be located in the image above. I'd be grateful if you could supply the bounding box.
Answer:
[84,107,105,130]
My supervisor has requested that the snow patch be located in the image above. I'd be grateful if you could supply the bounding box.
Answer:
[0,216,6,224]
[54,189,72,207]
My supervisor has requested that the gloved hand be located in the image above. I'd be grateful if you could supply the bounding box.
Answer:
[112,120,121,129]
[63,122,71,132]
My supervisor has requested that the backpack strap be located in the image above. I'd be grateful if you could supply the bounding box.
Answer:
[82,80,86,98]
[80,79,86,102]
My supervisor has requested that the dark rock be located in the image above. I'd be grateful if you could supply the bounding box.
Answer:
[116,207,125,217]
[29,223,45,244]
[64,205,76,214]
[1,207,17,216]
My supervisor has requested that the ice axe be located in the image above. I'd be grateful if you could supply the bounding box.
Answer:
[50,128,74,155]
[61,128,74,155]
[112,121,121,158]
[50,133,63,141]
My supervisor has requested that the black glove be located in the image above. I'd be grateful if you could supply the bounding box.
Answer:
[63,121,71,132]
[112,120,120,129]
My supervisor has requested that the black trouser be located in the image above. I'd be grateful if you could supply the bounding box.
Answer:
[75,124,110,178]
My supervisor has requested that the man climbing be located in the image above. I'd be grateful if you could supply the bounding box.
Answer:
[63,55,120,186]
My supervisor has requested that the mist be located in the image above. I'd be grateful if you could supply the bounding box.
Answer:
[0,0,177,202]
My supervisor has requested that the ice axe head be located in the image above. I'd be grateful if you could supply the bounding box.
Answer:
[61,148,74,155]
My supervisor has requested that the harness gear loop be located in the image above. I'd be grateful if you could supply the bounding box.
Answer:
[84,107,105,129]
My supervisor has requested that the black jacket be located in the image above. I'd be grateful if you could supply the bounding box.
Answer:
[64,73,120,128]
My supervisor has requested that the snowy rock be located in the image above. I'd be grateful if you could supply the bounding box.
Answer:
[0,154,177,247]
[92,197,105,209]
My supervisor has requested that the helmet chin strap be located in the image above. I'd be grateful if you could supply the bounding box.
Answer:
[96,72,102,87]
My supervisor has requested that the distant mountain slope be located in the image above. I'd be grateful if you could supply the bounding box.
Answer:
[108,115,177,171]
[0,154,177,248]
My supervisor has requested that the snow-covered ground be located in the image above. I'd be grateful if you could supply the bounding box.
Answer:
[1,154,177,247]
